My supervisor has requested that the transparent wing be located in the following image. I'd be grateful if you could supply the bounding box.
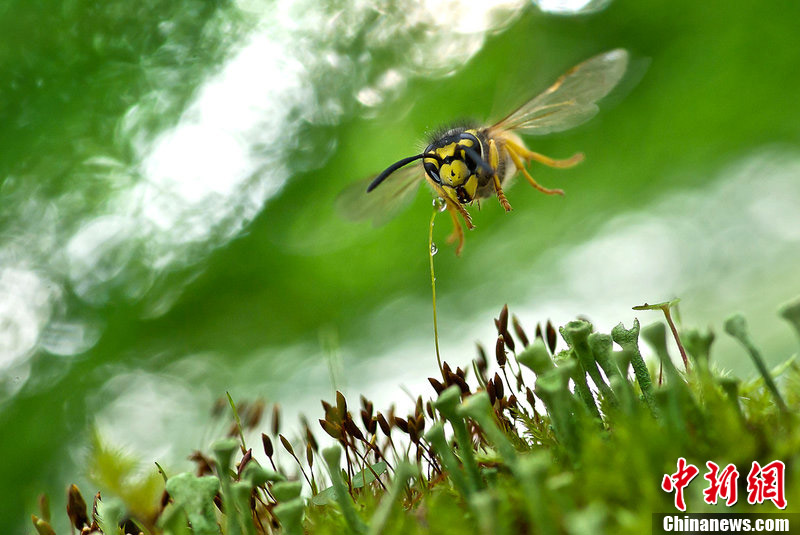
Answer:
[336,164,424,227]
[491,49,629,136]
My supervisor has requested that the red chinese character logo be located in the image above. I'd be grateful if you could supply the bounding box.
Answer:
[703,461,739,506]
[662,457,699,511]
[747,460,787,509]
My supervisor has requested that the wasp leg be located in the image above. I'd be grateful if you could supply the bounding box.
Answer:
[504,138,584,169]
[454,200,474,229]
[445,203,465,256]
[489,139,512,212]
[505,142,565,196]
[528,151,584,168]
[425,174,473,255]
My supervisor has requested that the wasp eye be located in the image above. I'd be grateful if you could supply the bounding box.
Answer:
[424,163,440,182]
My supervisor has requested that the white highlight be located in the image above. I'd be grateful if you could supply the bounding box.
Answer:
[533,0,613,15]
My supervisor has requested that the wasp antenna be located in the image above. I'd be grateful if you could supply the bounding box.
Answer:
[366,154,426,192]
[463,146,493,174]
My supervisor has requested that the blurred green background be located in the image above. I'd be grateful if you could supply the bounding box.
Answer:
[2,0,800,532]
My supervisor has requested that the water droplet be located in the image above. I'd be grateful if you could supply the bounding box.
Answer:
[434,198,447,212]
[430,243,438,256]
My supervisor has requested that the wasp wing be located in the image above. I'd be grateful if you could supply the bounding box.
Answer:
[336,164,424,227]
[491,49,628,136]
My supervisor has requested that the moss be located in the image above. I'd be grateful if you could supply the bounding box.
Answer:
[35,299,800,534]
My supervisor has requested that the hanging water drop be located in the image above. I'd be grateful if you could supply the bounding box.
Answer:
[430,243,438,256]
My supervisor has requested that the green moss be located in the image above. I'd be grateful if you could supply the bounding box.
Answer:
[36,300,800,534]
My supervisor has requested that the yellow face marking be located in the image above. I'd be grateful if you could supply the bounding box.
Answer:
[440,159,469,187]
[433,143,457,160]
[463,174,478,199]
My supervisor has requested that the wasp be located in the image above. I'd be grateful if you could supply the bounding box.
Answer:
[339,49,629,255]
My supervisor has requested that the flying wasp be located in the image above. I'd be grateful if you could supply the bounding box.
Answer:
[339,49,629,255]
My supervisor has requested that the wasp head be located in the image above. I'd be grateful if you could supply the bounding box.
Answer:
[423,129,492,205]
[366,128,492,206]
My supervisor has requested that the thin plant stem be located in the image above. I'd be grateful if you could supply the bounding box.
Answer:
[663,306,689,371]
[429,208,444,379]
